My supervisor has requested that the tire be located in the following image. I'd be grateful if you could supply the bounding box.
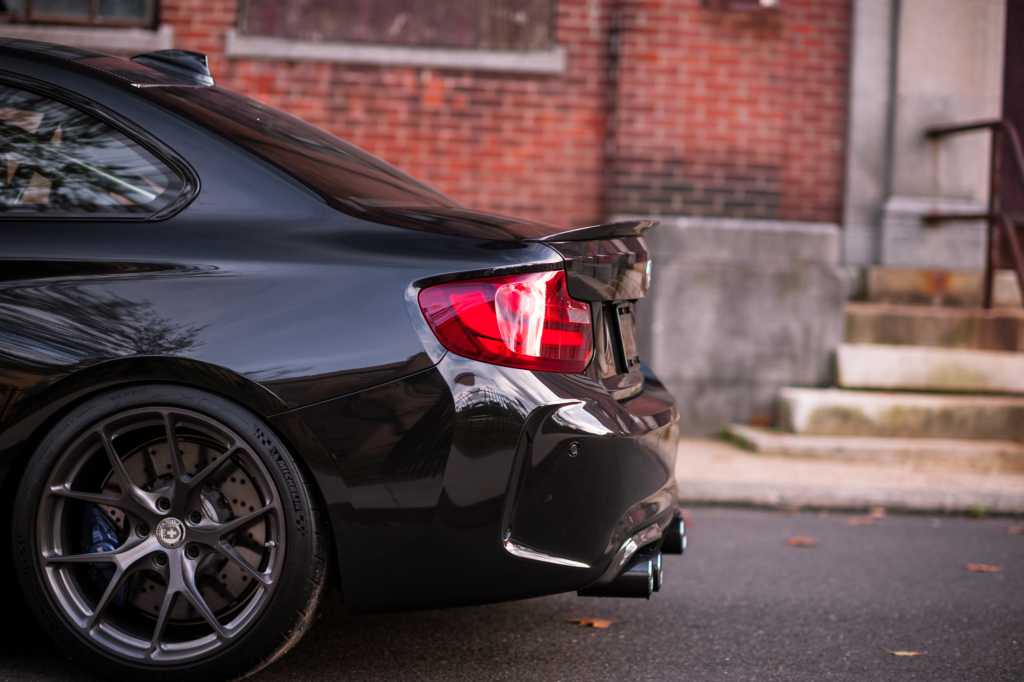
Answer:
[12,384,331,682]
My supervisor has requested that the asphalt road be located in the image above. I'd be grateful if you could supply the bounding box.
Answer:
[3,507,1022,681]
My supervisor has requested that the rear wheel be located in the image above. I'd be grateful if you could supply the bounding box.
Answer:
[13,385,330,681]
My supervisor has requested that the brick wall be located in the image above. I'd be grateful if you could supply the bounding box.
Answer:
[161,0,610,229]
[612,0,850,222]
[159,0,849,228]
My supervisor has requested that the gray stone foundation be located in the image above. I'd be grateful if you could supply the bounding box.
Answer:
[633,217,845,435]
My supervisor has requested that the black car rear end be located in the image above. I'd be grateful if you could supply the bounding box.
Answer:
[265,220,681,612]
[0,41,682,682]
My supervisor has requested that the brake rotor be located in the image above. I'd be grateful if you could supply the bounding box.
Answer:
[98,437,269,622]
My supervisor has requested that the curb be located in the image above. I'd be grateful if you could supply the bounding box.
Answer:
[678,481,1024,515]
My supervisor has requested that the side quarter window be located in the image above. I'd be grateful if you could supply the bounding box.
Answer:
[0,83,183,216]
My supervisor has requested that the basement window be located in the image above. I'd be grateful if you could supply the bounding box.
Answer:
[238,0,556,51]
[703,0,780,10]
[0,0,158,27]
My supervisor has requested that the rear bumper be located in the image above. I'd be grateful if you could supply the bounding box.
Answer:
[269,352,679,613]
[498,370,678,571]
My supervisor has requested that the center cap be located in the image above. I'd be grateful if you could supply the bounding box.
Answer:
[156,517,186,549]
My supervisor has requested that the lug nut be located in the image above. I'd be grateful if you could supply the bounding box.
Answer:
[189,511,202,524]
[137,523,150,538]
[157,497,171,511]
[154,552,168,567]
[186,544,200,559]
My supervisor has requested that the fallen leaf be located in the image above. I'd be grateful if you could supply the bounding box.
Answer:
[966,563,1003,573]
[748,413,773,427]
[567,618,612,629]
[848,516,876,526]
[1003,526,1023,535]
[786,535,817,547]
[884,648,923,657]
[778,507,802,517]
[869,507,887,518]
[818,510,830,519]
[968,503,991,519]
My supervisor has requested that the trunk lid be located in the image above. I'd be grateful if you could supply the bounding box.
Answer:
[532,221,657,399]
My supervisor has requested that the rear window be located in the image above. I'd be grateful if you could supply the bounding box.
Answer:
[0,82,182,215]
[146,86,460,215]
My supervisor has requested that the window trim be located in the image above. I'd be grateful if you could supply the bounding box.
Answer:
[0,70,199,222]
[224,29,567,76]
[0,0,158,29]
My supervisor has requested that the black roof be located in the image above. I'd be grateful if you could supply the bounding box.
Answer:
[0,39,209,88]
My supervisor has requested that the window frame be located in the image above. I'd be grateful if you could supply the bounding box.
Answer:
[703,0,780,10]
[0,70,199,222]
[223,29,566,76]
[0,0,159,29]
[237,0,556,53]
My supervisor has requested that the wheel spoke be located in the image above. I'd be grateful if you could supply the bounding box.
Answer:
[216,543,272,586]
[46,537,154,567]
[48,486,120,505]
[85,565,127,629]
[148,589,177,656]
[98,428,158,516]
[44,551,118,564]
[215,503,277,538]
[162,412,188,484]
[184,445,243,492]
[99,427,133,491]
[181,560,228,639]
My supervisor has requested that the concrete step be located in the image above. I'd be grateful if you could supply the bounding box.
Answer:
[676,437,1024,514]
[866,267,1022,308]
[845,302,1024,351]
[838,343,1024,394]
[778,387,1024,440]
[725,424,1024,474]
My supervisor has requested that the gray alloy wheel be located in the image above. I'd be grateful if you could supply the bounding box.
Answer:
[14,385,330,681]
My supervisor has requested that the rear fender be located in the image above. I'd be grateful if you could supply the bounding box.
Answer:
[0,356,289,498]
[0,356,337,615]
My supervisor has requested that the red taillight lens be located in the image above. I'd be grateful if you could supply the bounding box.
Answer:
[419,270,593,373]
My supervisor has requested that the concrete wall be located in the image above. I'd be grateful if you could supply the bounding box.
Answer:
[888,0,1005,203]
[842,0,896,266]
[843,0,1007,270]
[636,218,846,435]
[880,0,1006,269]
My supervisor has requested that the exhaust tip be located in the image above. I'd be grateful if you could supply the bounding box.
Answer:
[649,549,663,592]
[662,512,686,555]
[577,554,654,599]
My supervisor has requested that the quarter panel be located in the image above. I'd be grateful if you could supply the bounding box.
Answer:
[0,57,565,428]
[273,351,680,614]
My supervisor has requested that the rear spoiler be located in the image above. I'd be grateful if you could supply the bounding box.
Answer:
[533,219,659,242]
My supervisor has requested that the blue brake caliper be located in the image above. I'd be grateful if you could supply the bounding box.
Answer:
[81,504,127,608]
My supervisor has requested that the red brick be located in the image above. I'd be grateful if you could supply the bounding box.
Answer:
[158,0,848,227]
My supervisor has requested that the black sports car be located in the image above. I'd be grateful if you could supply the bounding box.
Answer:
[0,42,683,681]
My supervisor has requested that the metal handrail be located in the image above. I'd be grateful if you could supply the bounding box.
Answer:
[925,119,1024,308]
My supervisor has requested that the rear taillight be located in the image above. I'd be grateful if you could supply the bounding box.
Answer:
[418,270,593,373]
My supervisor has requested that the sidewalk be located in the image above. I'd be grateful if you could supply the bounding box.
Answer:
[675,437,1024,514]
